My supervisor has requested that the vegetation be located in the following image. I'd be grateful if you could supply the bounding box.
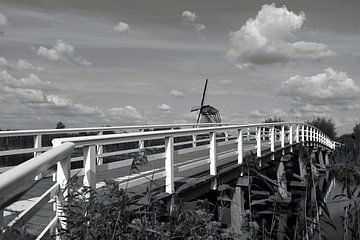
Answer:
[57,179,242,240]
[306,117,336,140]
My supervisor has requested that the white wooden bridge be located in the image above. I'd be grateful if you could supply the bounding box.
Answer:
[0,122,336,239]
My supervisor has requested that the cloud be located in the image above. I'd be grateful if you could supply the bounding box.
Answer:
[0,57,44,71]
[158,103,172,112]
[0,57,8,66]
[34,40,91,66]
[0,71,102,118]
[16,59,44,71]
[114,22,130,33]
[0,13,9,26]
[182,10,205,33]
[0,71,52,89]
[227,4,335,68]
[279,68,360,105]
[169,89,185,97]
[250,108,287,118]
[109,106,143,121]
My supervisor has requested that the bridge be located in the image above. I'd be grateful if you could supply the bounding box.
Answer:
[0,122,336,239]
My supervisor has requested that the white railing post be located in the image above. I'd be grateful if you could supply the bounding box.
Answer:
[165,136,174,194]
[34,134,42,157]
[96,131,103,165]
[301,125,305,142]
[34,134,42,180]
[237,129,243,164]
[317,131,320,143]
[210,132,217,175]
[295,124,300,143]
[270,126,275,152]
[56,153,71,237]
[261,127,265,141]
[83,145,96,189]
[256,127,261,157]
[139,129,145,149]
[281,125,285,148]
[225,132,229,142]
[247,128,250,141]
[192,134,196,147]
[306,126,309,142]
[289,125,293,145]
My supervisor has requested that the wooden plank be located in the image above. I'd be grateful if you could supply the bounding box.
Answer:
[235,176,249,187]
[36,216,58,240]
[7,183,59,228]
[251,190,270,196]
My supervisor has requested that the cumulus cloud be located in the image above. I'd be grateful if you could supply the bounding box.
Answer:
[182,10,205,33]
[114,22,130,33]
[16,59,44,71]
[33,40,91,66]
[109,106,143,121]
[158,103,172,112]
[279,68,360,105]
[169,89,185,97]
[0,13,9,26]
[0,56,44,71]
[0,71,51,89]
[0,71,102,118]
[227,4,335,68]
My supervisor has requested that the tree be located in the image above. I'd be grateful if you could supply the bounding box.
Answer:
[353,123,360,140]
[264,117,284,123]
[306,117,336,139]
[56,121,65,129]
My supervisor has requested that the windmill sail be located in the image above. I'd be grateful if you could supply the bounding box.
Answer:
[191,79,221,124]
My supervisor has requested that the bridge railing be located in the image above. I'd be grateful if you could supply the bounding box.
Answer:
[0,122,335,238]
[0,123,238,174]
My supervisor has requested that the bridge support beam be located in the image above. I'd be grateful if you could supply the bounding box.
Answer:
[310,150,319,177]
[231,180,245,235]
[324,151,330,165]
[317,150,325,168]
[277,214,288,240]
[298,154,307,178]
[277,160,288,199]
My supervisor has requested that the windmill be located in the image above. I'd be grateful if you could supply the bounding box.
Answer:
[191,79,221,123]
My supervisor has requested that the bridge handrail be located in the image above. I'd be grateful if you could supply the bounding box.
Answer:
[0,123,232,137]
[0,121,335,238]
[52,122,333,148]
[0,142,74,197]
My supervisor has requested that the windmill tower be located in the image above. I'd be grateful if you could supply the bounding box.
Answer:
[191,79,221,123]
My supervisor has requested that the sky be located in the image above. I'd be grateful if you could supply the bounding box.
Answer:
[0,0,360,134]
